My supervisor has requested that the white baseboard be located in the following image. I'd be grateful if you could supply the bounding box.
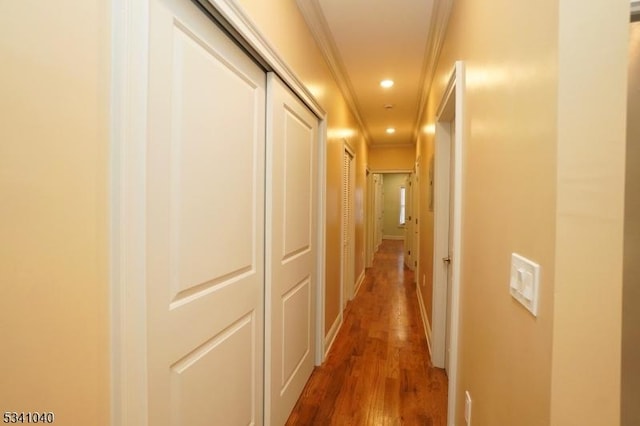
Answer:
[383,235,405,241]
[324,312,343,357]
[416,284,433,359]
[353,270,365,297]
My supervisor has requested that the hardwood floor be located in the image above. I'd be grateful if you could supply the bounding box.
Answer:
[286,239,448,425]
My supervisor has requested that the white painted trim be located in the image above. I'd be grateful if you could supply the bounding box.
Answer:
[411,0,454,143]
[448,61,466,426]
[431,61,466,426]
[416,284,433,359]
[353,269,366,297]
[295,0,370,144]
[111,0,329,423]
[323,312,343,358]
[110,0,149,424]
[316,119,327,365]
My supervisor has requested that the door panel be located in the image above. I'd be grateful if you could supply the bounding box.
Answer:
[266,74,318,426]
[283,111,312,258]
[147,0,265,424]
[445,121,455,373]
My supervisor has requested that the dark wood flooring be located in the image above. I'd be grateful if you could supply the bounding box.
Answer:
[286,239,448,425]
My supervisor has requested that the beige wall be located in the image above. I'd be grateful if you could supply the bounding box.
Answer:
[417,0,558,422]
[382,174,408,238]
[416,0,627,424]
[550,1,627,424]
[0,1,110,424]
[417,141,435,323]
[368,146,415,171]
[236,0,367,335]
[622,19,640,426]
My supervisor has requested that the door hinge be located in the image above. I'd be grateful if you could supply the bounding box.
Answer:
[408,250,411,255]
[415,218,418,225]
[414,260,417,267]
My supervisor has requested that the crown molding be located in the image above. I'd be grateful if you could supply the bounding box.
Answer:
[411,0,454,144]
[296,0,372,145]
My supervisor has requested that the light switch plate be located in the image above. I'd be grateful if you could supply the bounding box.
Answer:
[510,253,540,316]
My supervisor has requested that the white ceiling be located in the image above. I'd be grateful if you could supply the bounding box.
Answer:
[297,0,452,148]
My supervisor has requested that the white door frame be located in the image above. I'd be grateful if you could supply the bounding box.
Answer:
[110,0,327,424]
[431,61,465,426]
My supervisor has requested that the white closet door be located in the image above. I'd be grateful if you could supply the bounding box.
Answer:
[146,0,265,424]
[266,73,318,426]
[342,149,355,306]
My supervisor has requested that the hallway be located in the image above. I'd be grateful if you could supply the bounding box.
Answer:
[286,240,448,425]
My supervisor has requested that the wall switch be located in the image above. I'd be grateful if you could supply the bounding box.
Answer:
[510,253,540,316]
[464,391,472,425]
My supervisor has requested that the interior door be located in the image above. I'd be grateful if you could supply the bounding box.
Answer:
[266,73,318,425]
[445,121,455,374]
[146,0,266,424]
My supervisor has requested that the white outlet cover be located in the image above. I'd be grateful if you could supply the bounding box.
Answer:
[510,253,540,316]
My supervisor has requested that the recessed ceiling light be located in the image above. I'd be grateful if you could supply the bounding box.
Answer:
[380,79,394,88]
[386,127,396,134]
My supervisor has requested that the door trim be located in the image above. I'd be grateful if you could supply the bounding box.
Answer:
[110,1,150,424]
[431,61,465,426]
[110,1,328,424]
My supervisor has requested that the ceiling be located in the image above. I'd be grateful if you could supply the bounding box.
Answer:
[297,0,452,148]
